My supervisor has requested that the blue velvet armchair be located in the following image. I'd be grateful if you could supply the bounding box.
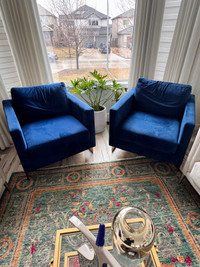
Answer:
[109,78,195,167]
[3,82,95,174]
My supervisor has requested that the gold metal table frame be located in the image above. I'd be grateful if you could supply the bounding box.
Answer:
[50,219,162,267]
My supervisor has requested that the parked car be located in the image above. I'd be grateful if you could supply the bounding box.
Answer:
[48,52,58,62]
[128,43,132,50]
[99,43,111,54]
[85,42,93,48]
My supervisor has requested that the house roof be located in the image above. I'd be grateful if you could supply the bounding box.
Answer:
[118,26,133,35]
[112,8,134,20]
[71,5,108,19]
[37,4,56,18]
[42,25,53,32]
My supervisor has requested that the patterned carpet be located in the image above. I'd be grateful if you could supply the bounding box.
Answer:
[0,158,200,267]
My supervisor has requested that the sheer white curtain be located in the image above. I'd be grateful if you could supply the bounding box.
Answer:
[0,0,53,86]
[0,75,12,150]
[163,0,200,124]
[128,0,165,89]
[164,0,200,175]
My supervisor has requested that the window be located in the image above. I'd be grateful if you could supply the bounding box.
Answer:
[89,19,98,26]
[123,19,129,25]
[36,0,135,84]
[36,0,181,85]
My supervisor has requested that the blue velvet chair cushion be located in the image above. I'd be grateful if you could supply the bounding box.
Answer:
[22,115,90,159]
[118,111,180,154]
[11,82,69,124]
[135,78,192,119]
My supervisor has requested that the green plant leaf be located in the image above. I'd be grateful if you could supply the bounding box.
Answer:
[70,69,125,109]
[71,88,82,94]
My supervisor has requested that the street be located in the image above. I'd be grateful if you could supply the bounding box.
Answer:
[50,48,131,74]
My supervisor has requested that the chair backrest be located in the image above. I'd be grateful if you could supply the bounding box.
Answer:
[134,78,192,119]
[11,82,70,123]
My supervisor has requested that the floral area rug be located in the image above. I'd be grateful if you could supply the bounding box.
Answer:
[0,158,200,267]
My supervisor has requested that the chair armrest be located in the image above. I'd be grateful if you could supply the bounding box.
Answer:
[2,100,27,154]
[110,88,136,128]
[109,88,136,145]
[67,93,95,146]
[178,94,195,151]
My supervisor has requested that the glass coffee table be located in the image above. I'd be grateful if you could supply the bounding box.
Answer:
[50,220,161,267]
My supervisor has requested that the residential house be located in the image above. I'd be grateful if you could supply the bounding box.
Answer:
[111,8,134,48]
[37,4,58,46]
[59,5,111,48]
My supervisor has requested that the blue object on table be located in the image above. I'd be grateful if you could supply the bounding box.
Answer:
[96,224,107,266]
[109,78,195,167]
[3,82,95,175]
[96,224,105,247]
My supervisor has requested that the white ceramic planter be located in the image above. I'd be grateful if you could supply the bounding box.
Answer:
[94,106,107,134]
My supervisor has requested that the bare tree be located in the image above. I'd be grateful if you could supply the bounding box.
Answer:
[46,0,89,69]
[115,0,136,14]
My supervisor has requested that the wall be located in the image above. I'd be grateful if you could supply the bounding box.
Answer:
[101,19,107,27]
[0,15,21,93]
[40,15,57,26]
[154,0,181,81]
[111,19,118,39]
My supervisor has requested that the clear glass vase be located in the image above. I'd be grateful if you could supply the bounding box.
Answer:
[112,206,155,267]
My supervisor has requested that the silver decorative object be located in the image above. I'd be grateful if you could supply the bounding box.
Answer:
[112,206,155,266]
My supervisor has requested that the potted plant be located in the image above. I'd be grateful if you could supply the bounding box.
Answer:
[71,69,125,133]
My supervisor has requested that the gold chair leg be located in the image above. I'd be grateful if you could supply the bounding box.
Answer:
[49,258,54,267]
[111,146,116,153]
[89,147,94,153]
[4,181,10,192]
[25,172,31,180]
[179,173,185,184]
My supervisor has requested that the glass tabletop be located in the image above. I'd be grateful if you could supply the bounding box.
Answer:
[51,221,161,267]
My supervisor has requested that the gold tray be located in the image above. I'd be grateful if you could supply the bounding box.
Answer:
[50,220,161,267]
